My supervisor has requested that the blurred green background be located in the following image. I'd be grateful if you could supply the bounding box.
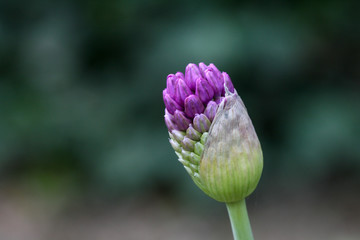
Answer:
[0,0,359,239]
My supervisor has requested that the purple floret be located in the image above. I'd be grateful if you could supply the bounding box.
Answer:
[163,63,235,132]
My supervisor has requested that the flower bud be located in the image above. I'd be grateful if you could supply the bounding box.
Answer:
[193,114,211,133]
[173,110,191,131]
[205,68,224,97]
[198,62,207,77]
[166,74,178,99]
[164,110,177,131]
[185,63,201,91]
[176,79,192,105]
[196,77,214,104]
[204,100,218,122]
[163,89,183,114]
[163,63,263,203]
[184,95,204,118]
[169,138,181,152]
[170,130,185,142]
[208,63,222,78]
[186,125,202,141]
[181,137,196,152]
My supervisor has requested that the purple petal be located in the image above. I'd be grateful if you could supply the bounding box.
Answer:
[193,114,211,133]
[195,77,214,104]
[175,72,184,80]
[185,63,201,91]
[166,74,178,99]
[176,79,192,105]
[204,100,218,122]
[186,124,201,141]
[163,89,183,115]
[204,68,224,97]
[222,72,234,93]
[184,95,204,119]
[173,110,191,131]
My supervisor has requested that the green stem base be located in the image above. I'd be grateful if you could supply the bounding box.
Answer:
[226,199,254,240]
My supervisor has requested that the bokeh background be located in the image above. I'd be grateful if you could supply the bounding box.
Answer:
[1,0,360,239]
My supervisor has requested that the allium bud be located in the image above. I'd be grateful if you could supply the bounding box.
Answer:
[163,63,263,203]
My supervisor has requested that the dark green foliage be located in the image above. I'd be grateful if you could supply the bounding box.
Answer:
[0,0,359,199]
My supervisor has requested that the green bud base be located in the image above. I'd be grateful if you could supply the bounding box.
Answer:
[226,199,254,240]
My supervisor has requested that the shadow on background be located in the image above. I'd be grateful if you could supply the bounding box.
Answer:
[0,0,359,239]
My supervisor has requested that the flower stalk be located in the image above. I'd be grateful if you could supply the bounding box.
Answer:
[226,200,254,240]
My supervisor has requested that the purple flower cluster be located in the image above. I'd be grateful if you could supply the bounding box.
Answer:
[163,63,234,134]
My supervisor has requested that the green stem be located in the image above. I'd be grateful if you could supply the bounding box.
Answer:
[226,199,254,240]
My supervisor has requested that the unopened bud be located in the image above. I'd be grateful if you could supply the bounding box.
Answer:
[163,63,263,203]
